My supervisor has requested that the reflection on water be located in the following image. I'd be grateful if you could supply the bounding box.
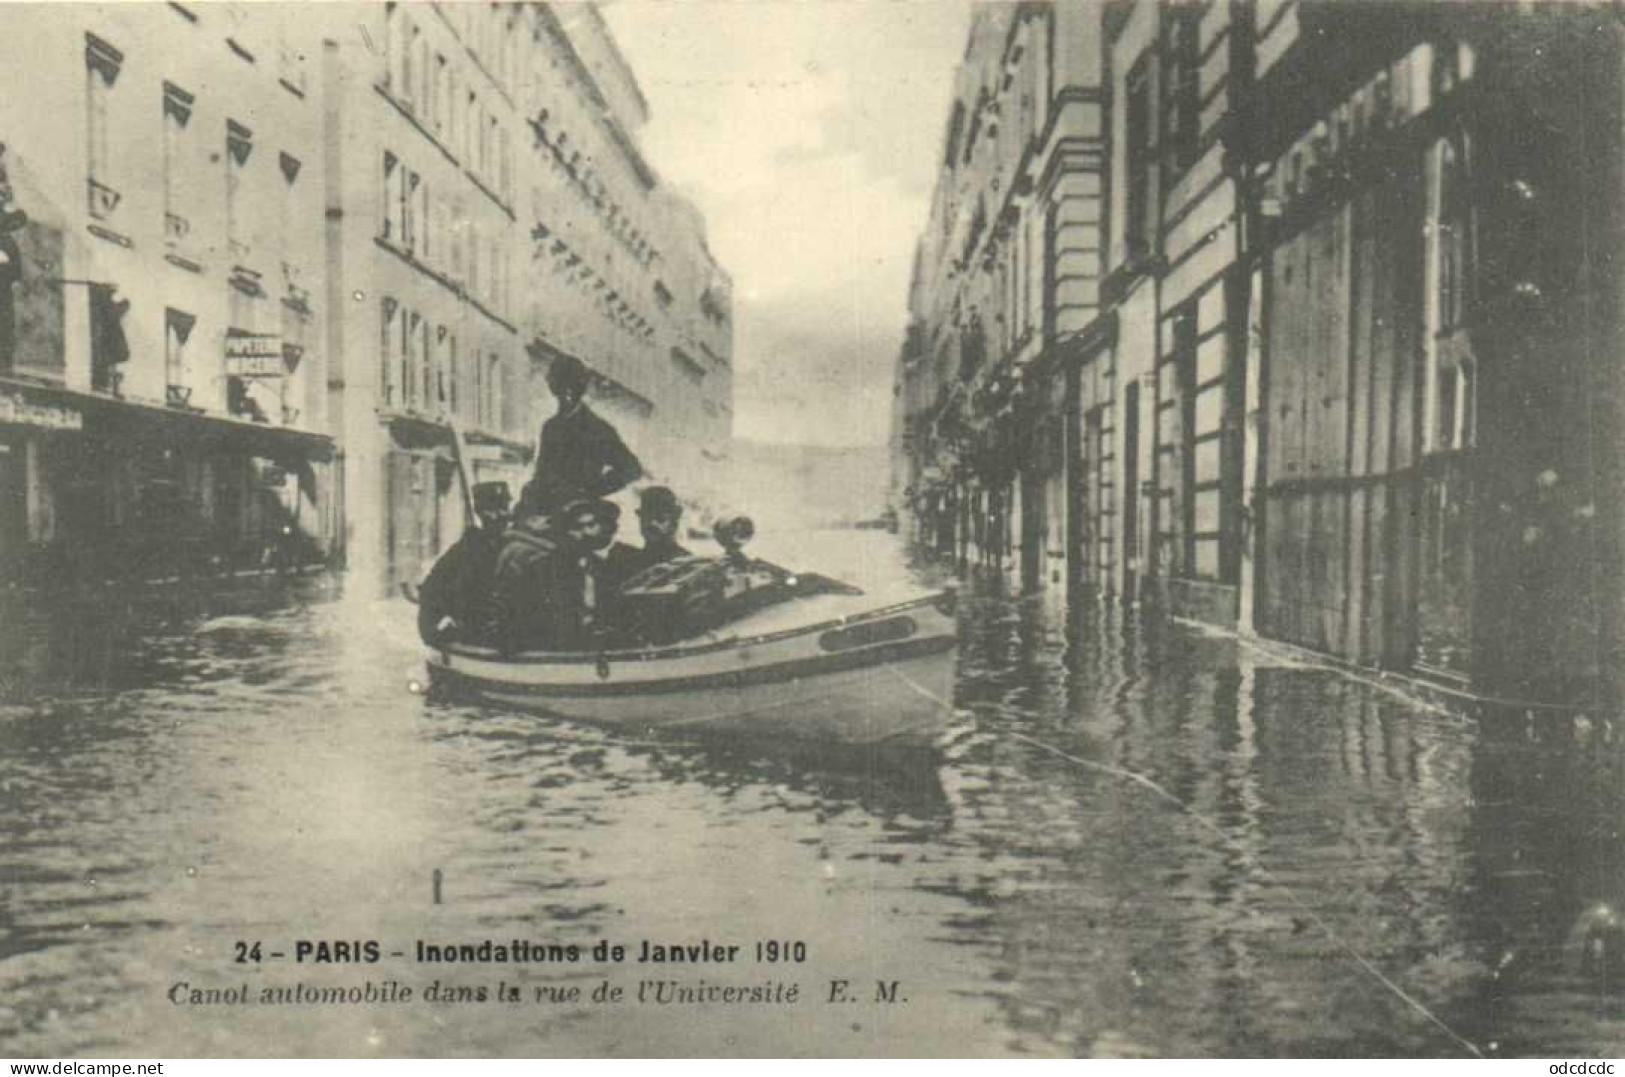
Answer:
[0,535,1621,1057]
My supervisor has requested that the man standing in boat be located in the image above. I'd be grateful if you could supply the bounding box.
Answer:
[518,354,643,519]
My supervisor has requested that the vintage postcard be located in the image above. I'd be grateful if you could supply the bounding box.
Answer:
[0,0,1622,1060]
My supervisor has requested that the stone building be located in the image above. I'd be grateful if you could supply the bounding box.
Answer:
[0,2,733,595]
[318,1,533,591]
[0,2,336,586]
[525,5,734,519]
[896,0,1625,710]
[1235,2,1624,706]
[318,2,733,592]
[895,2,1107,589]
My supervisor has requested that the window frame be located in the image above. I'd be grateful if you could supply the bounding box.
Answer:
[1124,51,1156,264]
[1159,6,1202,190]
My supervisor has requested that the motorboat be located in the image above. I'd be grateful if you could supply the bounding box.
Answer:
[424,520,959,749]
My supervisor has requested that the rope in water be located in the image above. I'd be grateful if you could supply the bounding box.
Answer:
[883,661,1487,1059]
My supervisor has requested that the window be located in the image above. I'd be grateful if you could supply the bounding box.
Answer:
[280,300,308,409]
[404,311,422,407]
[89,285,130,392]
[449,199,465,280]
[85,34,124,223]
[1023,213,1040,335]
[487,114,500,187]
[406,169,424,253]
[433,325,449,410]
[1437,134,1472,334]
[226,120,254,262]
[445,69,460,154]
[1161,6,1201,184]
[433,52,448,135]
[503,14,518,92]
[278,153,303,286]
[1125,54,1155,262]
[499,123,511,200]
[416,315,431,410]
[446,331,459,417]
[485,353,500,431]
[1170,296,1232,582]
[403,19,420,111]
[164,308,195,403]
[425,195,441,269]
[1428,129,1476,453]
[386,3,405,93]
[162,82,195,248]
[381,297,398,405]
[381,151,399,241]
[489,240,502,311]
[415,29,431,120]
[277,28,307,96]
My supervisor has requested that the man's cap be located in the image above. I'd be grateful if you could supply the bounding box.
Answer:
[472,481,511,514]
[547,354,590,394]
[637,486,682,518]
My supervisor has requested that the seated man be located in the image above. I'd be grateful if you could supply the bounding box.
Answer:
[491,497,620,654]
[418,481,512,646]
[604,485,692,590]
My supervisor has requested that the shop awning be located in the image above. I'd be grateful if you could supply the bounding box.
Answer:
[0,375,336,463]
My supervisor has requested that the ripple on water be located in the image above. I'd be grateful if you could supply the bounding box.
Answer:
[2,540,1623,1056]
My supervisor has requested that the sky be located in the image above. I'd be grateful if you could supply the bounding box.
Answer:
[600,0,972,448]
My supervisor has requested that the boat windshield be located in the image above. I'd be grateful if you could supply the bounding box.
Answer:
[613,555,861,646]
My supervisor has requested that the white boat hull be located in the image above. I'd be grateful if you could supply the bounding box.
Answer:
[426,592,958,748]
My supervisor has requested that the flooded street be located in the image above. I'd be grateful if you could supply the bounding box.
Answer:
[1,531,1622,1058]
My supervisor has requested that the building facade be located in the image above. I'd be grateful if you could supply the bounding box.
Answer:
[318,2,733,592]
[0,2,732,596]
[895,2,1107,590]
[896,0,1625,710]
[319,1,534,593]
[524,6,734,521]
[0,2,337,588]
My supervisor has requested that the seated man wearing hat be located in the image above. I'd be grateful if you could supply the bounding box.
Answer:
[604,485,692,590]
[491,497,621,654]
[418,481,512,647]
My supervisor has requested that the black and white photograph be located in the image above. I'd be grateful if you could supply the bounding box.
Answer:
[0,0,1622,1060]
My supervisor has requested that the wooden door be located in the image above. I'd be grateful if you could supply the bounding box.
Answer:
[1258,171,1422,668]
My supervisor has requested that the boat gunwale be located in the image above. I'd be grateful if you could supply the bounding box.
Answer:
[428,634,956,698]
[435,590,954,667]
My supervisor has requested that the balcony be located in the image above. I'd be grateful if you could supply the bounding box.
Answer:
[163,211,203,272]
[86,178,131,247]
[281,261,312,315]
[87,177,122,222]
[228,264,266,298]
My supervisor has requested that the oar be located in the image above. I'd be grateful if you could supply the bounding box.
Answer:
[446,418,480,530]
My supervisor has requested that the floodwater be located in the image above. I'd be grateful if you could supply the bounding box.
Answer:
[0,530,1621,1058]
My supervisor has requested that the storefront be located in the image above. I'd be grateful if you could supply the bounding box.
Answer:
[0,376,334,588]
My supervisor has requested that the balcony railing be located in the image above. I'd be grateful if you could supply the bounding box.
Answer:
[165,212,191,245]
[281,261,312,314]
[87,177,122,222]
